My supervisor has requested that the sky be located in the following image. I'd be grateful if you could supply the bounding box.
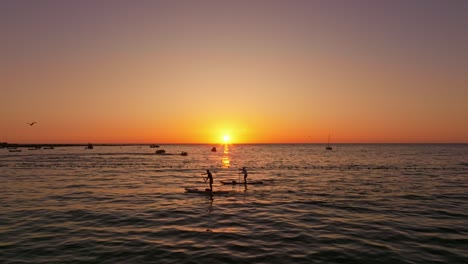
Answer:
[1,0,467,144]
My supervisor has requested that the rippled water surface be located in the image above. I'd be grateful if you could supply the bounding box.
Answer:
[1,144,467,263]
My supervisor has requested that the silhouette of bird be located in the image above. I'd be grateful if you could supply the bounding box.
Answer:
[27,122,37,126]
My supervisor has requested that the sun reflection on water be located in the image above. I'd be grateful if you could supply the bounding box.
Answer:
[222,144,230,168]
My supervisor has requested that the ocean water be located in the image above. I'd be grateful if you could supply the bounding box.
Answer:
[1,144,467,264]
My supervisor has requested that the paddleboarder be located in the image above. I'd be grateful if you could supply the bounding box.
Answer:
[202,169,213,192]
[239,167,248,184]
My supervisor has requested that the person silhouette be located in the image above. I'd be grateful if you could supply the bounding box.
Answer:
[202,169,213,192]
[239,167,248,184]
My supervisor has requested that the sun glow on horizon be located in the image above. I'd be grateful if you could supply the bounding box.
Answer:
[223,135,231,144]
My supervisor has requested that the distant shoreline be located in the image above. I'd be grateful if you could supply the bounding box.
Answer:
[1,142,467,148]
[0,143,149,148]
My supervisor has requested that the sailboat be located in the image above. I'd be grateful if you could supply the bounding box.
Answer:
[325,134,333,150]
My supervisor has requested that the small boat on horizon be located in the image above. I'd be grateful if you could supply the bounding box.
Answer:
[155,149,188,156]
[155,149,166,155]
[211,147,217,152]
[9,149,22,152]
[85,143,94,149]
[326,134,333,150]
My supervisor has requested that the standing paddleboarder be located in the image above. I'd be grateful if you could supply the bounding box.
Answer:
[239,167,248,184]
[202,169,213,192]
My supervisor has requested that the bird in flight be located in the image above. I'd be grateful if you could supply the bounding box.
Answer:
[27,122,37,126]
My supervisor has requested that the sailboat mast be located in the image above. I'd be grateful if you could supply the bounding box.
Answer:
[326,133,333,150]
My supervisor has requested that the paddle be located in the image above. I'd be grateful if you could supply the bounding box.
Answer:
[234,164,240,183]
[237,166,243,183]
[201,173,208,188]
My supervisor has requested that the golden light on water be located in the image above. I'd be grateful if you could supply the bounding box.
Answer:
[222,144,230,168]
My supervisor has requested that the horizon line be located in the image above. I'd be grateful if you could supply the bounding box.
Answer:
[2,142,467,146]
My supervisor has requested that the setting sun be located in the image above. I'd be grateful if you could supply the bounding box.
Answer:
[1,1,467,145]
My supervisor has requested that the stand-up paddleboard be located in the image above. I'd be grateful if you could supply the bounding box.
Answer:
[184,187,231,195]
[220,180,264,185]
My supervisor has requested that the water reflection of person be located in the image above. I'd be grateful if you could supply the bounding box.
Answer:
[202,169,213,192]
[208,195,213,212]
[239,167,248,184]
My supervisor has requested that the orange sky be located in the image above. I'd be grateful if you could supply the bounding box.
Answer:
[1,1,467,144]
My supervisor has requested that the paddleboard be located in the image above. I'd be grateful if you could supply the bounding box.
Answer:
[184,188,231,195]
[220,180,264,185]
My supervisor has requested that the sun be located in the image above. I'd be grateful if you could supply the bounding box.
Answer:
[223,135,231,144]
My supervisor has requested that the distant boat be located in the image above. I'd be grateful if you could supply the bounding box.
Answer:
[85,143,93,149]
[155,149,166,155]
[150,144,160,148]
[180,151,188,156]
[9,149,22,152]
[28,146,41,150]
[211,147,217,152]
[325,134,333,150]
